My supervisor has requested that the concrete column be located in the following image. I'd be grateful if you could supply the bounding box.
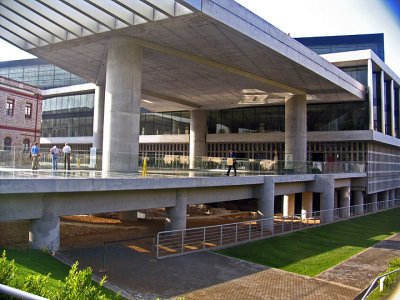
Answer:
[395,189,400,206]
[189,110,208,169]
[257,177,275,231]
[380,71,386,133]
[340,186,351,218]
[103,38,142,172]
[353,190,364,215]
[301,192,313,219]
[283,194,295,217]
[368,59,374,130]
[390,80,395,137]
[318,175,335,223]
[389,189,395,208]
[29,197,60,252]
[119,211,137,221]
[370,193,378,212]
[382,190,389,209]
[285,95,307,163]
[165,190,188,231]
[334,190,339,209]
[93,85,105,150]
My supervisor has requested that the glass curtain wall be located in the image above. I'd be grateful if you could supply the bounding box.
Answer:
[42,93,94,137]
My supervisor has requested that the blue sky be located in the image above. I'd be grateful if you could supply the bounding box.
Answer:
[0,0,399,75]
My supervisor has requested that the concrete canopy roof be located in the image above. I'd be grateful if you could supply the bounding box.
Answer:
[0,0,366,112]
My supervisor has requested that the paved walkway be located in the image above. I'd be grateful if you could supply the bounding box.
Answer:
[58,233,400,300]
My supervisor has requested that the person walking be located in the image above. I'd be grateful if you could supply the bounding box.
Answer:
[30,142,40,170]
[62,143,71,170]
[226,148,237,176]
[50,145,59,170]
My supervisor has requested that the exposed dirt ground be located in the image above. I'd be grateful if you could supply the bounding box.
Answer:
[0,207,257,251]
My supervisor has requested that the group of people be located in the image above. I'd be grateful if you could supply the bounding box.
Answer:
[30,142,72,171]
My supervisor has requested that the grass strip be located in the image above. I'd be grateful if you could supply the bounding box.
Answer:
[218,208,400,276]
[1,248,118,298]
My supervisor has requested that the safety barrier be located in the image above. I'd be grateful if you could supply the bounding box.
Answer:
[156,200,400,259]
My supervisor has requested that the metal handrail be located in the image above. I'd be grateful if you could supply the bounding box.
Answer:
[156,200,400,259]
[361,268,400,300]
[0,283,48,300]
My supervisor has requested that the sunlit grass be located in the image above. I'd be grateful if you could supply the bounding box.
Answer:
[218,208,400,276]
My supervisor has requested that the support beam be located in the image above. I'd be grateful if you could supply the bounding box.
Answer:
[93,85,105,150]
[380,71,386,133]
[285,95,307,163]
[102,37,142,172]
[189,110,208,169]
[165,190,188,231]
[301,192,313,219]
[370,193,378,212]
[340,186,350,218]
[29,197,60,252]
[368,59,374,130]
[318,175,335,223]
[257,177,275,231]
[283,194,295,217]
[353,190,364,215]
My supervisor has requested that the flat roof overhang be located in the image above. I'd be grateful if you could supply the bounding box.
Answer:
[0,0,366,112]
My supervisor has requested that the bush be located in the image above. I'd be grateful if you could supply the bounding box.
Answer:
[0,250,15,285]
[384,257,400,288]
[0,251,117,300]
[52,262,109,300]
[17,273,51,298]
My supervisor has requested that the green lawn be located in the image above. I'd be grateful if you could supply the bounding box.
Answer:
[218,208,400,276]
[1,248,118,298]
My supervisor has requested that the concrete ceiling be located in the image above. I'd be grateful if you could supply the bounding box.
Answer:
[0,0,366,112]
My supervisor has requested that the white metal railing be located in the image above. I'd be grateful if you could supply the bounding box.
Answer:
[0,283,47,300]
[156,200,400,259]
[361,268,400,300]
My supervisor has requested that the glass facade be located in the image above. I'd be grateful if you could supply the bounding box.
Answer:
[307,102,368,131]
[139,111,190,135]
[0,59,86,89]
[208,106,285,134]
[295,34,385,61]
[42,93,94,137]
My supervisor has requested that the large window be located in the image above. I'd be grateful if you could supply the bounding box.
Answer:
[23,139,30,152]
[308,102,368,131]
[208,106,284,134]
[41,93,94,137]
[0,60,86,89]
[25,103,32,119]
[4,137,12,150]
[6,99,14,116]
[140,111,190,135]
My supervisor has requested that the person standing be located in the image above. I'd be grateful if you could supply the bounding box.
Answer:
[62,143,71,170]
[50,145,59,170]
[226,148,237,176]
[30,142,40,170]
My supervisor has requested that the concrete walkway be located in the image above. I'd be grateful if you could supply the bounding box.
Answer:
[58,234,400,299]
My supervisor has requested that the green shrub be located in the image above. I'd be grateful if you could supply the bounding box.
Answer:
[17,273,51,298]
[52,262,109,300]
[383,257,400,288]
[0,250,15,285]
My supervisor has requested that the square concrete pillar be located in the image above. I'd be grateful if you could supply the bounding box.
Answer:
[340,186,351,218]
[285,95,307,163]
[301,192,313,220]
